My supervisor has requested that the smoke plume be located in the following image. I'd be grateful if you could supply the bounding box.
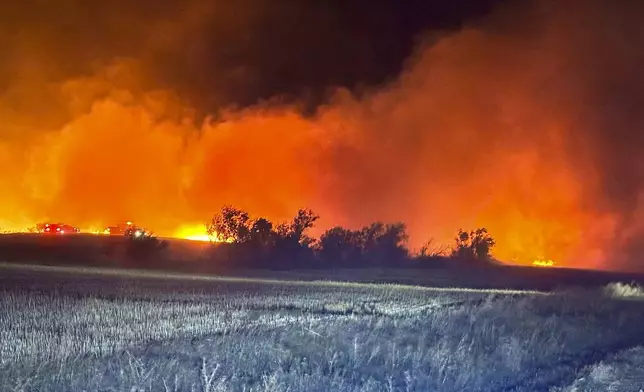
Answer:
[2,0,644,270]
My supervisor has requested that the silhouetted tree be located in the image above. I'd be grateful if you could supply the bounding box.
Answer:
[203,204,502,270]
[471,228,495,260]
[452,228,495,261]
[271,208,320,267]
[318,226,362,265]
[453,229,474,259]
[317,221,409,266]
[207,205,252,243]
[360,222,385,254]
[249,217,274,248]
[275,208,319,245]
[205,206,321,268]
[360,222,409,265]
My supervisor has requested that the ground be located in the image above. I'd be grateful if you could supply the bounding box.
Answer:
[2,262,644,392]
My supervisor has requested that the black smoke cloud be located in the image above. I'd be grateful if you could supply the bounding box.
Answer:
[0,0,499,113]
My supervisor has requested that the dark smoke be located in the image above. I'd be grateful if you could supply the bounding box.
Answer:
[531,0,644,269]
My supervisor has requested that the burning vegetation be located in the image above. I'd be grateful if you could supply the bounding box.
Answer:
[2,0,644,271]
[533,259,556,268]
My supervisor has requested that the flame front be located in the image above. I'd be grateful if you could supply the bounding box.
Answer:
[173,224,217,242]
[533,259,556,268]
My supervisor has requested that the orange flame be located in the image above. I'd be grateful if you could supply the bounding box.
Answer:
[173,224,217,242]
[532,259,556,268]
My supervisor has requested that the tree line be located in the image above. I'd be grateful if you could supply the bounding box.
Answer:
[174,205,498,269]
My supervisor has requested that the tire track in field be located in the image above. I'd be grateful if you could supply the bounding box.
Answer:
[238,292,513,320]
[130,312,344,364]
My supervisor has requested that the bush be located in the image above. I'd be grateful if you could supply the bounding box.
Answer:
[206,206,252,243]
[205,206,320,268]
[410,238,452,268]
[317,222,409,266]
[416,238,450,258]
[318,227,363,265]
[451,228,496,262]
[203,205,502,270]
[124,230,168,261]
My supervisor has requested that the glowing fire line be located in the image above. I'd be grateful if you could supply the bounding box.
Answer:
[532,259,556,267]
[172,224,222,242]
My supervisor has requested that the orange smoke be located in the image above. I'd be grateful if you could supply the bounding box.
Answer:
[3,0,644,271]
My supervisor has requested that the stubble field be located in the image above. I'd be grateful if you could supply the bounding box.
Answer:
[1,262,644,392]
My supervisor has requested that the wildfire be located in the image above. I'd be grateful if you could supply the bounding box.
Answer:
[2,0,640,271]
[532,259,556,267]
[173,224,218,242]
